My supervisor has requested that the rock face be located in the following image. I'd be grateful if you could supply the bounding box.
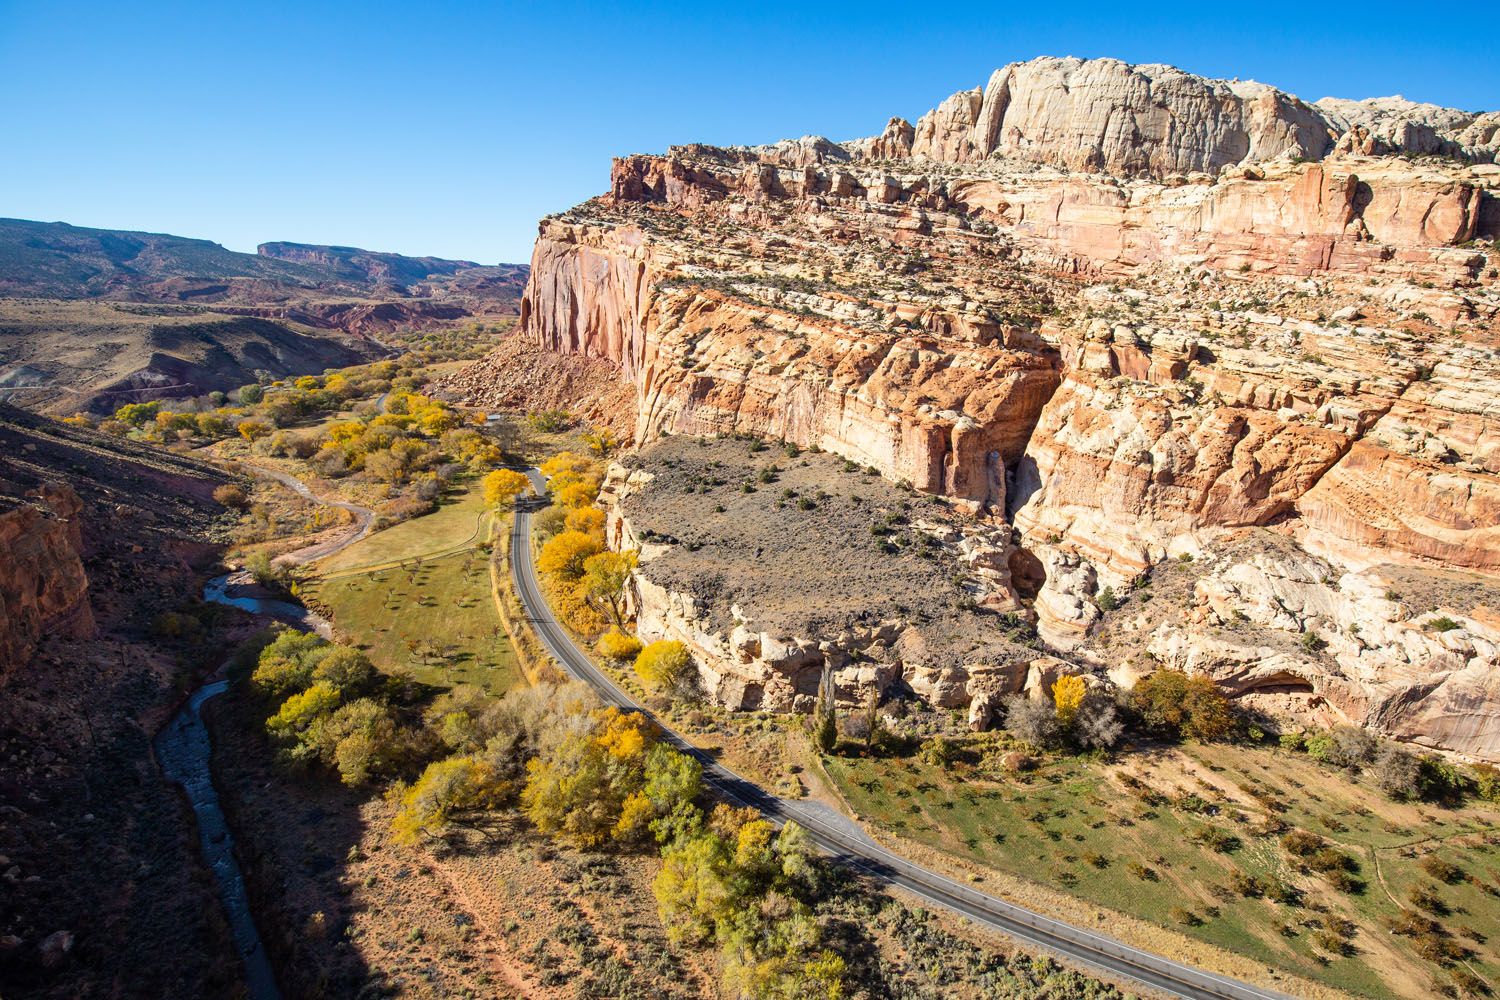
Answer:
[487,56,1500,758]
[597,440,1039,713]
[844,56,1498,176]
[0,484,93,671]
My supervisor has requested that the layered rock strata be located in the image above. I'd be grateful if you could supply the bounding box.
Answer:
[478,56,1500,756]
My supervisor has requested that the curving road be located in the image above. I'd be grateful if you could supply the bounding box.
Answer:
[509,469,1293,1000]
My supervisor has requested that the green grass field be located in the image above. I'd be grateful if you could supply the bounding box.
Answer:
[304,548,520,695]
[319,480,491,573]
[824,740,1500,998]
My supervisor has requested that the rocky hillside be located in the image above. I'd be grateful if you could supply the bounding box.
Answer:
[257,240,529,299]
[0,218,528,309]
[0,403,244,995]
[0,219,531,413]
[465,55,1500,760]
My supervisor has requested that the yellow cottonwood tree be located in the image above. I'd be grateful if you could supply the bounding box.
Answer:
[1052,675,1087,727]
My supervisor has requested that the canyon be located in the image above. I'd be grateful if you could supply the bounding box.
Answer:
[452,56,1500,760]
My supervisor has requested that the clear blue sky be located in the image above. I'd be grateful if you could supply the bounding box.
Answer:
[2,1,1494,264]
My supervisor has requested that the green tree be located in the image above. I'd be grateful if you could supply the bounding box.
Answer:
[251,630,328,697]
[1131,670,1232,741]
[310,646,375,695]
[581,550,636,626]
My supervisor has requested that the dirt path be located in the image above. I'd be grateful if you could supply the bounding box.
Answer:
[246,465,376,566]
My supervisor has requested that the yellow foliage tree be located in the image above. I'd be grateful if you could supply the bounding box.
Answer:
[556,478,601,509]
[537,529,603,581]
[635,640,691,693]
[582,550,636,626]
[482,468,530,508]
[391,756,508,845]
[1052,674,1087,727]
[565,506,605,535]
[237,419,271,442]
[540,451,592,479]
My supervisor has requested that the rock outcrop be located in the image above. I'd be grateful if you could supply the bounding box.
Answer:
[852,56,1499,176]
[480,56,1500,758]
[0,484,93,671]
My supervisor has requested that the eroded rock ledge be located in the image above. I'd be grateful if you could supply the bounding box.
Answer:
[600,438,1054,715]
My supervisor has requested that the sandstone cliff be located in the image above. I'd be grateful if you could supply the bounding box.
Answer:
[849,56,1499,176]
[0,484,93,670]
[460,56,1500,758]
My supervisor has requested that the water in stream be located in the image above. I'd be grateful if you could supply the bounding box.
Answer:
[155,573,336,1000]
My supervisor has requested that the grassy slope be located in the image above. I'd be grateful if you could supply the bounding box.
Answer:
[824,740,1500,999]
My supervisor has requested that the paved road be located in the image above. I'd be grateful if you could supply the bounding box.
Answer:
[509,469,1292,1000]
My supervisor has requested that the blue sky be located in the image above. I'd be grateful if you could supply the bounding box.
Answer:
[2,1,1494,264]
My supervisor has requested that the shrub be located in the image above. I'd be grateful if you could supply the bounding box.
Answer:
[237,419,272,442]
[1473,762,1500,803]
[1418,755,1469,804]
[1071,692,1124,750]
[1300,631,1328,654]
[239,383,265,404]
[597,627,643,663]
[1326,725,1377,769]
[920,737,959,768]
[213,484,249,510]
[1426,616,1461,633]
[1003,694,1062,751]
[527,409,572,432]
[1095,586,1117,612]
[1305,729,1336,761]
[1371,746,1423,800]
